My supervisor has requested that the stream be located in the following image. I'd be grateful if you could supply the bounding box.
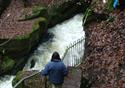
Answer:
[0,14,85,88]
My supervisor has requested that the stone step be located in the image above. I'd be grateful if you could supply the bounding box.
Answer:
[14,67,82,88]
[63,68,82,88]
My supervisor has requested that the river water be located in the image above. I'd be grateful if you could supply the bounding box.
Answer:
[0,14,85,88]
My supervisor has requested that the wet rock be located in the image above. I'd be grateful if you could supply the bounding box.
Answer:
[0,55,15,75]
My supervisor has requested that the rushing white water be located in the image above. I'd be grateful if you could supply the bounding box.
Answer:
[24,14,85,70]
[103,0,107,3]
[0,76,15,88]
[0,14,85,88]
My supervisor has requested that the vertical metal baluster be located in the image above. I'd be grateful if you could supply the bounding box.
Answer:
[67,46,69,67]
[73,57,75,67]
[72,43,74,67]
[71,43,73,67]
[82,39,84,62]
[76,40,79,65]
[71,46,73,67]
[68,48,70,67]
[78,41,80,66]
[76,40,78,66]
[69,44,72,66]
[79,57,81,66]
[74,41,76,67]
[73,43,74,67]
[73,41,77,67]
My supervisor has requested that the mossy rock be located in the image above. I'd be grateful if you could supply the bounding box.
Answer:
[32,17,47,33]
[12,71,25,88]
[12,71,44,88]
[0,17,48,75]
[30,17,47,47]
[16,17,47,40]
[19,6,47,21]
[1,56,15,72]
[15,34,30,40]
[48,0,87,27]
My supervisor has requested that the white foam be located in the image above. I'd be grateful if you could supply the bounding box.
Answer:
[24,14,85,70]
[0,76,15,88]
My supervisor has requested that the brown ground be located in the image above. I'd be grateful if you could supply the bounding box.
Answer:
[0,0,54,39]
[82,12,125,88]
[0,0,35,39]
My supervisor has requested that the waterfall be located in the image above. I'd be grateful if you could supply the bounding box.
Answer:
[0,14,85,88]
[24,14,85,70]
[0,76,15,88]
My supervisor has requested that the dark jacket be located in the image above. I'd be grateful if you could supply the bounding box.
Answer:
[42,59,68,84]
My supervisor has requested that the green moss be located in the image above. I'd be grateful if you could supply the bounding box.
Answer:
[12,71,24,88]
[83,8,93,26]
[105,0,114,12]
[15,34,30,39]
[12,71,43,88]
[20,6,47,21]
[32,17,47,32]
[1,56,15,71]
[32,6,47,14]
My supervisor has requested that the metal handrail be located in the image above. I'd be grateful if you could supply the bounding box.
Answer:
[13,71,40,88]
[62,36,84,60]
[62,37,85,67]
[13,36,85,88]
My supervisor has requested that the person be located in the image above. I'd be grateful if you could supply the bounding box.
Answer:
[41,51,68,88]
[113,0,125,13]
[113,0,119,10]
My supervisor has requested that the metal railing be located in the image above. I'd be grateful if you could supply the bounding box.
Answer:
[62,36,85,67]
[13,36,85,88]
[13,71,40,88]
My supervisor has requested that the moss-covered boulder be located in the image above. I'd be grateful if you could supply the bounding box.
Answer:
[48,0,89,27]
[19,6,47,21]
[0,17,47,58]
[12,71,25,88]
[12,70,45,88]
[0,17,47,75]
[0,56,15,75]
